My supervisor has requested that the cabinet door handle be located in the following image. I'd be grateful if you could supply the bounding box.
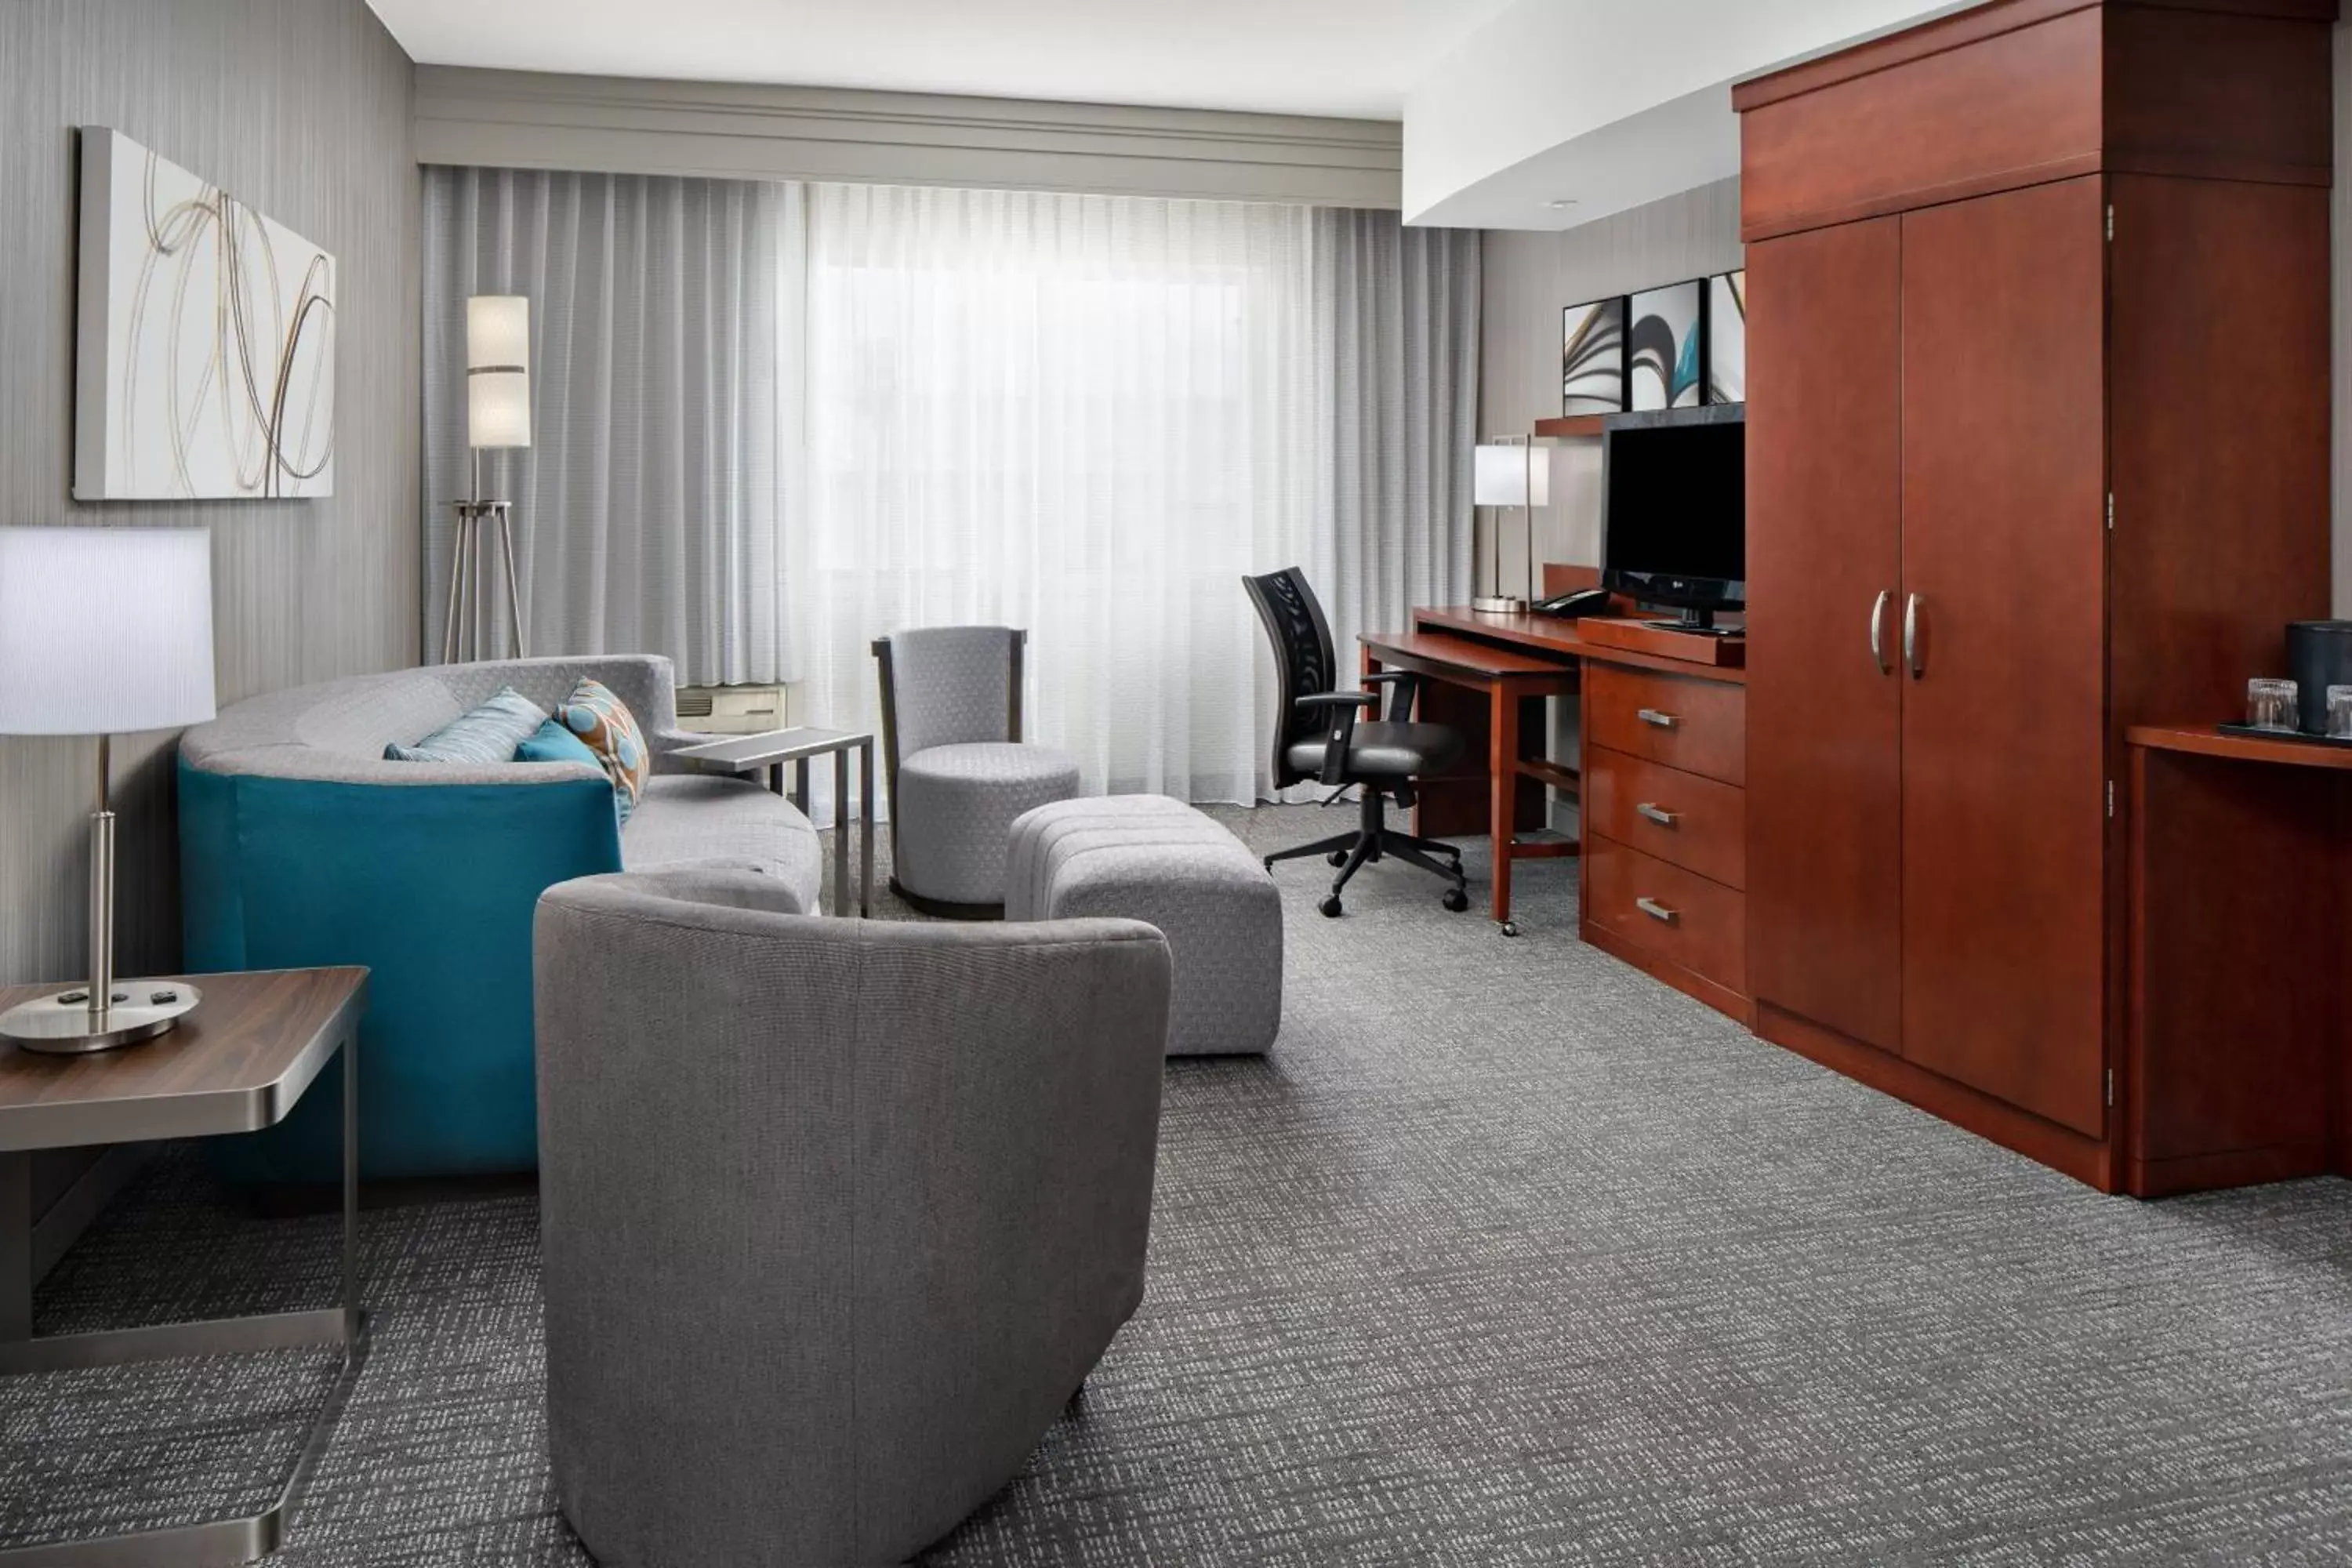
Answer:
[1636,707,1679,730]
[1903,593,1926,679]
[1869,590,1893,674]
[1635,896,1680,925]
[1635,801,1679,828]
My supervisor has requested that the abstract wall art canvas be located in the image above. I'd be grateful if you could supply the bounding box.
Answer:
[73,127,335,500]
[1561,296,1627,416]
[1708,270,1747,404]
[1628,280,1702,412]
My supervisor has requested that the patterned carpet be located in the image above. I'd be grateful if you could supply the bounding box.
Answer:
[9,804,2352,1564]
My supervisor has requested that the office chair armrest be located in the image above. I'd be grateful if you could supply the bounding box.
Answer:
[1361,670,1421,722]
[1293,691,1377,787]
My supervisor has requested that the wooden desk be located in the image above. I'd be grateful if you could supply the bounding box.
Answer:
[1358,627,1581,928]
[2125,724,2352,1196]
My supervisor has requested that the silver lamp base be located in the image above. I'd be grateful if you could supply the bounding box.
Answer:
[1471,595,1530,615]
[0,979,201,1055]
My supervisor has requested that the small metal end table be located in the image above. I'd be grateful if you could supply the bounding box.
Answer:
[671,728,876,918]
[0,966,370,1567]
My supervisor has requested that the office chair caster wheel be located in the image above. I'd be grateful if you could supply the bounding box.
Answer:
[1499,921,1520,938]
[1443,888,1468,913]
[1319,896,1344,919]
[1327,851,1348,867]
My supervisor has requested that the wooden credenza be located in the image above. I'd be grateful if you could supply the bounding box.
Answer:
[1579,659,1751,1026]
[1735,0,2334,1191]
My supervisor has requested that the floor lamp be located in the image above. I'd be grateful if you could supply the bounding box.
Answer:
[0,527,218,1053]
[444,294,532,664]
[1472,437,1549,614]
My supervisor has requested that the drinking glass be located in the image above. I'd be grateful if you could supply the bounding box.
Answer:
[2328,685,2352,741]
[2247,677,2299,731]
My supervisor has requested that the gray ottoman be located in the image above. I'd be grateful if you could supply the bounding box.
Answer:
[896,742,1081,910]
[1008,797,1282,1057]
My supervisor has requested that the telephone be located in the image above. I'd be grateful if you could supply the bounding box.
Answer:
[1531,586,1616,619]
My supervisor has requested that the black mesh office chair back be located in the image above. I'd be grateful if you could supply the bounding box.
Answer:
[1243,568,1470,917]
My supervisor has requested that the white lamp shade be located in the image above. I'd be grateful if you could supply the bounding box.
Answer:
[0,527,216,735]
[466,296,532,449]
[1473,444,1550,508]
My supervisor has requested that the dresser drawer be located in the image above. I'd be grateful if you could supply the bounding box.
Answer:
[1584,836,1747,995]
[1584,746,1747,890]
[1586,664,1745,786]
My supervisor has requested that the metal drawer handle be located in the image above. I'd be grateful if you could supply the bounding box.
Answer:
[1635,802,1679,828]
[1903,593,1926,680]
[1635,896,1680,925]
[1869,590,1893,674]
[1636,707,1679,731]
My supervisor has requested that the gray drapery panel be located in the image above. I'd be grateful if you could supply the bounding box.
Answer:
[1314,209,1480,664]
[422,167,789,684]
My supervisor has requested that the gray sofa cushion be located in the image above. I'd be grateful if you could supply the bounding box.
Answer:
[1007,795,1282,1056]
[621,775,822,909]
[895,742,1081,906]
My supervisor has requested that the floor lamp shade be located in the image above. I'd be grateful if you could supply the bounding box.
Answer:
[466,295,532,450]
[0,526,216,736]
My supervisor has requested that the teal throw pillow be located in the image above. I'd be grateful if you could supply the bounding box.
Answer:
[514,717,601,769]
[385,686,549,765]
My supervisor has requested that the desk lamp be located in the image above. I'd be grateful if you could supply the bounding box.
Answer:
[1472,437,1549,614]
[0,526,216,1052]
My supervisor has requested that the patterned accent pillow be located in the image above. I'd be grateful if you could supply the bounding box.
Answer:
[385,687,547,765]
[556,678,651,824]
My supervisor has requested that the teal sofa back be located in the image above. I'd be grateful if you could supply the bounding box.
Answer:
[182,764,621,1182]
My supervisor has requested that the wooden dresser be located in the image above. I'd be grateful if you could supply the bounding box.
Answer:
[1735,0,2334,1191]
[1579,651,1751,1026]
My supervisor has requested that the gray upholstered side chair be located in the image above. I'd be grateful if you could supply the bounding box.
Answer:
[533,867,1173,1568]
[872,626,1081,916]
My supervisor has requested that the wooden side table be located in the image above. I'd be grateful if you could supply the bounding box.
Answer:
[0,966,369,1566]
[672,727,875,917]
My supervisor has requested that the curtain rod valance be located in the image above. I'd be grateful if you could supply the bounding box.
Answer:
[415,67,1405,211]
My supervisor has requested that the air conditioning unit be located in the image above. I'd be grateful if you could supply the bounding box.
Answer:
[675,683,792,735]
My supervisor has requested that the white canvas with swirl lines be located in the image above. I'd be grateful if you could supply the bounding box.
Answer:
[73,127,335,500]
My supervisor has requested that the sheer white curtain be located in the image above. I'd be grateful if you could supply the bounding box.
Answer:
[423,168,795,684]
[783,184,1324,805]
[783,186,1479,811]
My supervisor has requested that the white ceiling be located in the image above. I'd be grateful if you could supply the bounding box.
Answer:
[363,0,1515,121]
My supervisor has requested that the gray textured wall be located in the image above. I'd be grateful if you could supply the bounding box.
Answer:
[0,0,419,988]
[1476,178,1745,588]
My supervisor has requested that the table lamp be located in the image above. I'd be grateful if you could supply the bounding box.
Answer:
[0,526,217,1052]
[1472,437,1549,614]
[443,293,532,663]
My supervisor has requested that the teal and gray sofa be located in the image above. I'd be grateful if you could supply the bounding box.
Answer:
[179,655,821,1183]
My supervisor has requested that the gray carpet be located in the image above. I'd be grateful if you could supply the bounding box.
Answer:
[8,804,2352,1564]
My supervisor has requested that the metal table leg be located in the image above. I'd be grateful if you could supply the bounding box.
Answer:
[0,1031,369,1567]
[832,748,850,918]
[792,758,811,820]
[859,739,874,919]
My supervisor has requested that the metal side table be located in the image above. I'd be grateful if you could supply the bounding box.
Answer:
[0,967,370,1567]
[672,728,875,917]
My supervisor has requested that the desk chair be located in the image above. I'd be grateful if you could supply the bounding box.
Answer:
[1244,568,1470,918]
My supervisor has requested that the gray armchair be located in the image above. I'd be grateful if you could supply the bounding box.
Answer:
[873,626,1081,916]
[532,867,1173,1567]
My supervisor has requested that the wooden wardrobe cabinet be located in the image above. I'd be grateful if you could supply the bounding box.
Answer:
[1736,0,2334,1190]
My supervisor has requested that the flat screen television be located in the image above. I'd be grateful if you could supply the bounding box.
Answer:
[1602,410,1746,631]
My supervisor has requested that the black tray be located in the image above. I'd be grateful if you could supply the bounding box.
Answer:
[2216,722,2352,749]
